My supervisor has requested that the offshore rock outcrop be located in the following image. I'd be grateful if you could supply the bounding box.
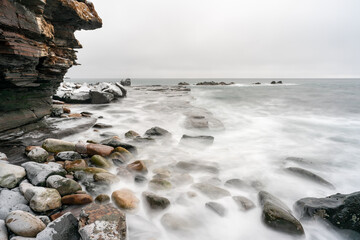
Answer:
[0,0,102,132]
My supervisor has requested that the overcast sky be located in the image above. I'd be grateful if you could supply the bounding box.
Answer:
[67,0,360,78]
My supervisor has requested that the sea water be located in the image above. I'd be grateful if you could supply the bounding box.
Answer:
[64,78,360,240]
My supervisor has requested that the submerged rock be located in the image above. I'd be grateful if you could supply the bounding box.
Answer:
[36,213,80,240]
[5,210,46,237]
[285,167,334,188]
[0,163,26,189]
[144,127,171,138]
[142,192,170,210]
[295,191,360,233]
[180,134,214,146]
[79,203,126,240]
[259,191,304,235]
[94,172,120,184]
[192,183,230,200]
[149,179,172,191]
[205,202,226,217]
[225,179,247,189]
[233,196,255,211]
[176,161,219,174]
[22,162,66,186]
[127,160,147,173]
[125,130,140,139]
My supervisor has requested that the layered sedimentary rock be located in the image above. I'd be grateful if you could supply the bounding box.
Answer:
[0,0,102,132]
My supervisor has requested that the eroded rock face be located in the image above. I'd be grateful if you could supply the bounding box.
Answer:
[0,0,102,132]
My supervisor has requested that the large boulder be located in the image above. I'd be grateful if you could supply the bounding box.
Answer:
[79,203,127,240]
[36,213,80,240]
[0,163,26,188]
[5,210,46,237]
[90,91,114,104]
[259,191,304,236]
[22,162,66,186]
[294,191,360,233]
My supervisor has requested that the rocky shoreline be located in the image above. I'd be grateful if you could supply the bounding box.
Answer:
[0,94,360,239]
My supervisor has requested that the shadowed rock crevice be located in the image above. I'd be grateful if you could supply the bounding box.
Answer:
[0,0,102,132]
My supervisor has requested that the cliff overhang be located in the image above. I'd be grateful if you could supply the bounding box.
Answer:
[0,0,102,132]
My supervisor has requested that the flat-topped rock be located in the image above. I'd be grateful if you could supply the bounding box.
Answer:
[36,213,80,240]
[55,151,82,162]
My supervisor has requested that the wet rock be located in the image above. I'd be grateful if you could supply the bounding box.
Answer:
[46,175,82,196]
[121,78,131,86]
[24,187,62,212]
[112,189,139,210]
[0,190,28,220]
[93,123,112,129]
[51,107,64,117]
[114,147,133,160]
[65,159,88,172]
[63,107,71,114]
[86,144,114,157]
[0,219,7,240]
[294,191,360,233]
[170,173,194,186]
[271,81,277,84]
[285,167,334,188]
[42,139,76,153]
[161,213,192,231]
[90,91,114,104]
[180,135,214,146]
[90,155,112,169]
[79,203,126,240]
[116,167,133,181]
[144,127,171,138]
[225,179,247,189]
[233,196,255,211]
[36,213,80,240]
[100,137,138,153]
[6,211,46,237]
[176,161,219,174]
[205,202,226,217]
[125,130,140,139]
[127,215,160,240]
[84,182,110,196]
[143,192,170,210]
[134,175,147,184]
[277,81,283,84]
[149,179,172,191]
[95,194,110,204]
[109,153,127,166]
[178,82,190,85]
[93,172,120,184]
[55,151,82,162]
[185,115,209,129]
[127,160,147,173]
[0,163,26,188]
[61,194,93,205]
[259,191,304,235]
[83,167,108,174]
[27,148,49,163]
[131,137,156,144]
[21,162,66,186]
[192,183,230,200]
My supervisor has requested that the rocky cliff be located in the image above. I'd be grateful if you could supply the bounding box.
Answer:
[0,0,102,132]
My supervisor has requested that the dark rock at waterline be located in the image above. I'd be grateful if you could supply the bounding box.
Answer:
[143,192,170,210]
[253,82,261,85]
[121,78,131,86]
[185,115,209,129]
[93,123,113,129]
[285,167,334,189]
[135,175,147,184]
[100,137,138,155]
[259,191,304,235]
[205,202,226,217]
[36,213,80,240]
[79,203,127,240]
[196,81,234,86]
[277,81,283,84]
[90,91,114,104]
[180,135,214,146]
[294,191,360,233]
[178,82,190,86]
[271,81,277,84]
[144,127,172,138]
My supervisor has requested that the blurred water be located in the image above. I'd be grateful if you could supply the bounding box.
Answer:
[63,79,360,240]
